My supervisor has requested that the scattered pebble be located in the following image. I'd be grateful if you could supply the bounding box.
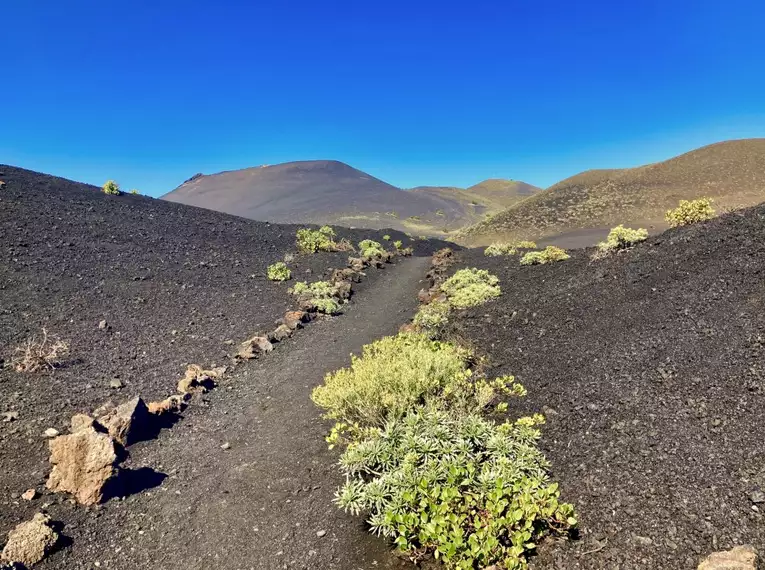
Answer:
[220,442,231,450]
[750,490,765,504]
[109,379,124,389]
[98,319,108,330]
[22,488,37,501]
[43,428,60,438]
[316,529,327,538]
[3,411,19,422]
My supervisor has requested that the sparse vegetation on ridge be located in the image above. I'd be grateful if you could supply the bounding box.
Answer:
[358,239,386,260]
[520,246,570,266]
[596,225,648,255]
[129,189,140,195]
[665,198,715,227]
[102,180,121,196]
[382,234,390,241]
[267,261,291,281]
[440,268,501,308]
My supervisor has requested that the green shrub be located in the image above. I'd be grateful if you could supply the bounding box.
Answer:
[382,234,391,241]
[484,243,517,257]
[413,300,451,334]
[440,268,501,309]
[319,225,336,237]
[267,261,291,281]
[312,333,473,428]
[393,240,403,250]
[102,180,121,195]
[290,280,341,314]
[665,198,715,227]
[520,246,570,266]
[358,239,387,260]
[515,240,537,249]
[129,189,140,195]
[597,225,648,254]
[336,408,576,569]
[296,228,337,253]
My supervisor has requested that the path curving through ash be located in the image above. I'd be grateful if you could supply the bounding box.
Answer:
[41,257,430,570]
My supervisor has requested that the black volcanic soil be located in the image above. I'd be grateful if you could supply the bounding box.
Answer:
[446,205,765,568]
[0,165,451,564]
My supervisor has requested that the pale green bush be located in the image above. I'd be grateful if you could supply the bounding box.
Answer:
[296,228,337,253]
[335,408,576,569]
[515,240,537,249]
[484,243,517,257]
[413,300,451,334]
[520,246,570,266]
[358,239,387,260]
[440,268,501,308]
[382,234,391,241]
[102,180,121,195]
[597,225,648,254]
[129,189,140,195]
[665,198,715,227]
[290,280,340,314]
[312,333,473,427]
[267,262,291,281]
[393,240,403,250]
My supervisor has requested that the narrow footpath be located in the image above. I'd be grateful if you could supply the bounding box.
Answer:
[40,256,431,570]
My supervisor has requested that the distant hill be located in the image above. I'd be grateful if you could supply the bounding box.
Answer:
[162,160,540,236]
[457,139,765,247]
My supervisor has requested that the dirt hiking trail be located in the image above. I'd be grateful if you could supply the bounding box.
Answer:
[40,257,430,570]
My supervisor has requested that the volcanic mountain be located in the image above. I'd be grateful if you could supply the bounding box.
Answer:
[162,160,541,235]
[457,138,765,247]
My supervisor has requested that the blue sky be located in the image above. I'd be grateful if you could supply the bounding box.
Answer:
[2,0,764,196]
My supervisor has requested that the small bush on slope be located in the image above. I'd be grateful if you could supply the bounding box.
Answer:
[413,300,451,335]
[383,234,391,241]
[296,227,337,253]
[440,268,501,309]
[520,246,570,266]
[267,261,291,281]
[665,198,715,227]
[485,241,537,257]
[596,225,648,255]
[485,243,517,257]
[336,408,576,569]
[290,280,341,314]
[358,239,387,260]
[102,180,121,195]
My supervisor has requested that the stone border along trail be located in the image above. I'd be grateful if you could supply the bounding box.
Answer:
[34,255,431,570]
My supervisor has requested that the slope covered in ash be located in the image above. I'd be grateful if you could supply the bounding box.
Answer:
[459,138,765,246]
[447,204,765,568]
[0,164,451,542]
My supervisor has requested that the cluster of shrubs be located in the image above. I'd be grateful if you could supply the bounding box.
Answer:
[102,180,121,196]
[665,197,715,227]
[484,240,537,257]
[312,332,576,569]
[290,280,343,314]
[520,245,570,266]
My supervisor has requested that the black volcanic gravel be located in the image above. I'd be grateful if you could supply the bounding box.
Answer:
[446,205,765,568]
[0,165,451,545]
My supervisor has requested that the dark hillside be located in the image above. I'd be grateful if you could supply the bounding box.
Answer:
[447,204,765,568]
[0,165,451,540]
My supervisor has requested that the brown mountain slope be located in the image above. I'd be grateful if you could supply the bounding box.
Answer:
[457,139,765,246]
[466,179,541,208]
[163,161,538,236]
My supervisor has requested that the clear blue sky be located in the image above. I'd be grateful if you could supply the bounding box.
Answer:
[2,0,764,196]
